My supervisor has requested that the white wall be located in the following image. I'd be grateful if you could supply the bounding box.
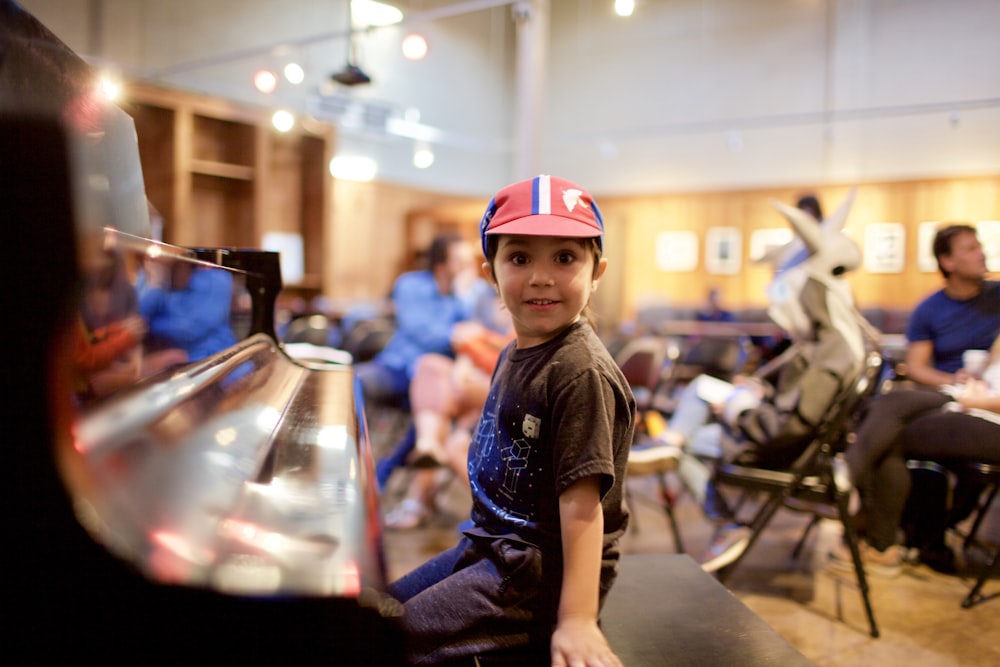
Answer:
[17,0,1000,198]
[543,0,1000,195]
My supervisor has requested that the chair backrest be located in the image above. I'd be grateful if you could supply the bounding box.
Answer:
[614,336,673,406]
[340,318,395,363]
[784,348,886,474]
[678,335,748,379]
[283,313,336,346]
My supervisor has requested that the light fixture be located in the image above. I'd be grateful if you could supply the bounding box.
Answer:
[329,155,377,181]
[331,64,371,86]
[272,110,295,132]
[413,142,434,169]
[330,0,375,86]
[253,68,278,94]
[351,0,403,27]
[614,0,635,17]
[402,33,428,60]
[283,62,305,84]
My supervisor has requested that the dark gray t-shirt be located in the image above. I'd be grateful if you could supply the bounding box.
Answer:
[466,321,635,580]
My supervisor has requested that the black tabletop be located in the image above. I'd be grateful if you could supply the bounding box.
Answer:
[602,554,813,666]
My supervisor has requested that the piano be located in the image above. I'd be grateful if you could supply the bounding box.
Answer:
[2,2,402,662]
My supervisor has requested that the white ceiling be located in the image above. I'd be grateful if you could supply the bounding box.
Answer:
[18,0,1000,198]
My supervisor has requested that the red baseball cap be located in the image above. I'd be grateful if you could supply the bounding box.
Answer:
[479,174,604,256]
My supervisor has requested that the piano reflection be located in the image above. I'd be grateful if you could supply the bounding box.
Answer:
[2,2,402,662]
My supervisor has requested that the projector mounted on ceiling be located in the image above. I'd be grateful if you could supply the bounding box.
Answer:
[329,0,372,87]
[330,63,371,86]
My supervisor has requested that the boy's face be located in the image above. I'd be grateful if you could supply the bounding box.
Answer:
[486,234,606,348]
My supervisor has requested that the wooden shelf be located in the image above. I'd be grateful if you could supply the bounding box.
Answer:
[190,159,255,181]
[125,81,334,291]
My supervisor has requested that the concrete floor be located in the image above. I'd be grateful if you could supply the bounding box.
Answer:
[379,465,1000,667]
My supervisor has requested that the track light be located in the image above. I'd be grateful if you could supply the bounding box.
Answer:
[330,63,371,86]
[330,0,374,86]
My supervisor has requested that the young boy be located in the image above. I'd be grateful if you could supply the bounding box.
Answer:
[387,175,635,666]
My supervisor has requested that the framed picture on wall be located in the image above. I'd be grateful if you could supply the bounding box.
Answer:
[864,222,906,274]
[655,230,699,272]
[749,228,794,263]
[977,220,1000,272]
[705,227,742,275]
[917,221,941,273]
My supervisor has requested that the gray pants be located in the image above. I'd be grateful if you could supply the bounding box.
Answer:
[388,534,556,665]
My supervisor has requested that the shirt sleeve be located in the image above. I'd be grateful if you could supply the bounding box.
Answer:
[550,367,618,498]
[905,299,934,343]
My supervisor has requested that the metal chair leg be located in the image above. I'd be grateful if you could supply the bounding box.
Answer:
[791,515,821,560]
[961,548,999,609]
[837,490,879,638]
[656,472,685,554]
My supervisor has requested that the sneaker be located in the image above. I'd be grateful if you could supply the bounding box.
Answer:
[828,540,903,578]
[700,524,752,573]
[627,443,682,476]
[408,437,447,469]
[384,499,431,530]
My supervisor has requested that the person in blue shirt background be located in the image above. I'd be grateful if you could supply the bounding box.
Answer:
[837,223,1000,575]
[695,287,735,324]
[905,224,1000,384]
[355,232,475,407]
[137,258,238,363]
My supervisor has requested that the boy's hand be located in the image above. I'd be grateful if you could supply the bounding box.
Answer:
[550,615,622,667]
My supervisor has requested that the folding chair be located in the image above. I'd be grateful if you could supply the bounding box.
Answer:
[908,459,1000,609]
[615,336,686,552]
[653,334,751,414]
[709,349,886,638]
[283,313,339,347]
[953,461,1000,608]
[614,334,674,415]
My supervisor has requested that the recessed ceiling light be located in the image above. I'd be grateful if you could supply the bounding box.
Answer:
[413,146,434,169]
[352,0,403,27]
[253,69,278,94]
[283,62,305,84]
[272,110,295,132]
[402,34,428,60]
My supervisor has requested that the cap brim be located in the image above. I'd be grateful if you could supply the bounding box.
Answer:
[485,214,601,239]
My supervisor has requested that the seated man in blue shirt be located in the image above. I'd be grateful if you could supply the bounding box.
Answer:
[880,223,1000,572]
[137,258,238,363]
[905,224,1000,386]
[355,233,475,407]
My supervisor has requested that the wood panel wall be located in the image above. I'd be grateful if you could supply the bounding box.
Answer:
[601,177,1000,326]
[382,176,1000,332]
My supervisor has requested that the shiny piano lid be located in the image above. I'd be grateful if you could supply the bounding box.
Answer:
[73,332,388,598]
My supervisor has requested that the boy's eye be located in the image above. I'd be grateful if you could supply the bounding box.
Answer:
[509,253,529,265]
[556,251,576,264]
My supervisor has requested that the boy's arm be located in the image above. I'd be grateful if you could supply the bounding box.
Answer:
[552,476,622,667]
